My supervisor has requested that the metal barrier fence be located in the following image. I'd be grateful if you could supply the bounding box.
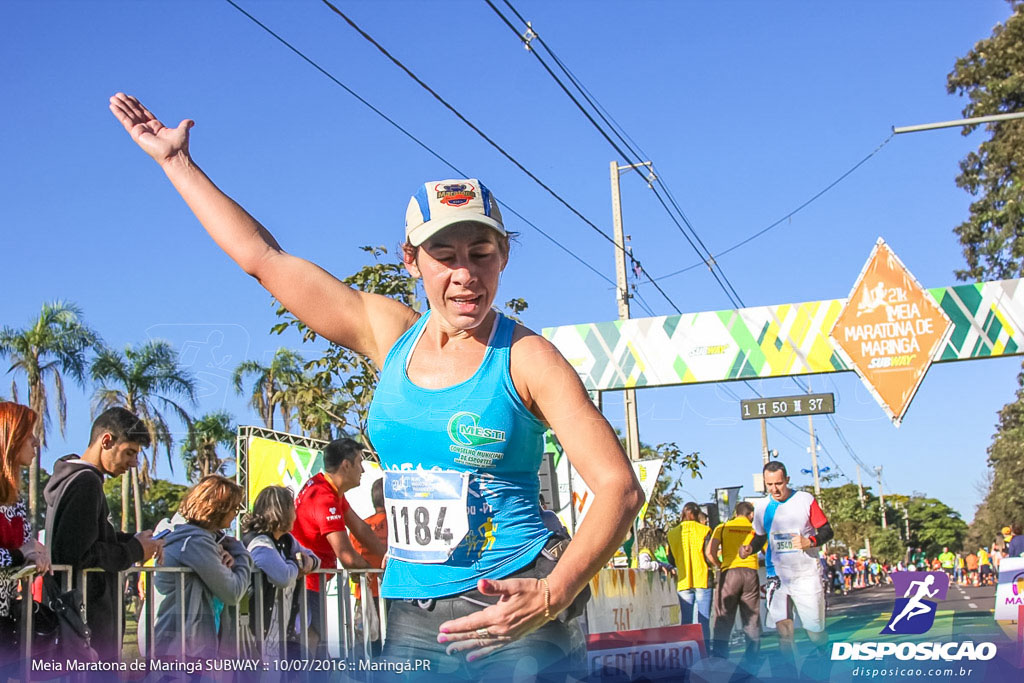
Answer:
[17,564,74,681]
[16,564,385,665]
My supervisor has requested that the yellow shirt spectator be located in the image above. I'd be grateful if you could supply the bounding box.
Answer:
[712,517,757,571]
[667,519,711,590]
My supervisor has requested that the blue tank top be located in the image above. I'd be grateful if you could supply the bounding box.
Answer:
[366,310,552,598]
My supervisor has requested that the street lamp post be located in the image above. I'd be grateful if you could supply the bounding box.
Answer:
[893,111,1024,134]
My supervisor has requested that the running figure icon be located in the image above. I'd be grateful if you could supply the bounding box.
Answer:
[886,574,939,632]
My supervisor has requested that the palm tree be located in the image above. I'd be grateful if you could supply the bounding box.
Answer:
[232,348,303,431]
[278,369,339,441]
[91,340,197,531]
[0,301,100,525]
[181,412,235,483]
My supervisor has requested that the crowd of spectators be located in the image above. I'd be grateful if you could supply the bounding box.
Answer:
[0,403,395,663]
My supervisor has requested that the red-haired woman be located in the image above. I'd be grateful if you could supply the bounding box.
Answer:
[0,402,51,619]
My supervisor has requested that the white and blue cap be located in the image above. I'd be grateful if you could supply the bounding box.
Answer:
[405,179,505,247]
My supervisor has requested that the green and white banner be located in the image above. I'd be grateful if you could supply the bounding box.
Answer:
[542,279,1023,392]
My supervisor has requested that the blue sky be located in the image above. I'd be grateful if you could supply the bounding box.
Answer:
[2,1,1017,521]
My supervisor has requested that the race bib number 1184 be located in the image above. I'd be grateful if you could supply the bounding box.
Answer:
[383,470,470,564]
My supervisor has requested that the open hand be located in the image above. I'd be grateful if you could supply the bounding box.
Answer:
[109,93,193,166]
[136,530,164,563]
[437,578,554,661]
[296,552,316,575]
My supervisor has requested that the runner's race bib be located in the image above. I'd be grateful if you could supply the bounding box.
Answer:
[383,470,470,564]
[771,532,798,554]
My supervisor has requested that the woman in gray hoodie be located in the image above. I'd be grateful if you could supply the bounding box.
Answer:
[152,475,253,660]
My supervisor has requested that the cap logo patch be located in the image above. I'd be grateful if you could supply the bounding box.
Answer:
[435,182,476,207]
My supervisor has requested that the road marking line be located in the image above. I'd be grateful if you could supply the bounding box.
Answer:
[968,603,978,608]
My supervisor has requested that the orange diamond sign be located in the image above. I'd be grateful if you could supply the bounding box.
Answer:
[830,238,952,426]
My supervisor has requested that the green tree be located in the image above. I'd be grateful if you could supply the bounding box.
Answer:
[642,442,705,528]
[868,527,905,563]
[946,1,1024,281]
[180,411,236,483]
[947,0,1024,561]
[276,369,342,441]
[231,348,303,431]
[271,246,420,448]
[813,484,965,559]
[104,477,188,531]
[502,298,529,323]
[967,370,1024,548]
[91,340,197,531]
[19,468,51,531]
[905,496,968,555]
[815,483,878,555]
[0,301,100,526]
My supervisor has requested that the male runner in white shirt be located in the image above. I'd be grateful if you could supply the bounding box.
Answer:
[740,461,833,678]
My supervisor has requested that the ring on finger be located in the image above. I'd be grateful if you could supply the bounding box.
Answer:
[476,627,491,639]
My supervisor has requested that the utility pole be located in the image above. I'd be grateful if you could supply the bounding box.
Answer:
[806,382,821,497]
[807,416,821,496]
[876,466,887,529]
[856,465,866,508]
[610,160,651,462]
[761,419,770,467]
[856,465,870,556]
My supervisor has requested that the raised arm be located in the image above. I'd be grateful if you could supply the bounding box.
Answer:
[108,93,417,366]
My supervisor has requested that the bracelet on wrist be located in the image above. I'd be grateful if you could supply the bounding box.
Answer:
[539,578,552,621]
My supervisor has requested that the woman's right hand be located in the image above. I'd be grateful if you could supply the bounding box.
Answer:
[296,553,316,576]
[20,538,51,574]
[109,93,193,167]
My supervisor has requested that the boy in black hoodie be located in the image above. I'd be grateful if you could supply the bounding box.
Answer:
[44,407,164,660]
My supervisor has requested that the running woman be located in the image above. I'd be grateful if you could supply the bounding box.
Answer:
[740,461,834,678]
[109,93,644,679]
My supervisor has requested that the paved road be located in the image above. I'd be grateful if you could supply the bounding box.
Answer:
[688,582,1020,682]
[825,582,1006,642]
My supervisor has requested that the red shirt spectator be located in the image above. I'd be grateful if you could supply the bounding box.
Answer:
[293,472,352,591]
[291,439,387,597]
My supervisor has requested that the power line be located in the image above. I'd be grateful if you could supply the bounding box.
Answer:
[489,1,874,483]
[314,0,684,314]
[221,0,614,288]
[241,0,876,487]
[495,0,740,303]
[648,133,896,283]
[631,286,656,318]
[495,0,894,311]
[487,0,745,309]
